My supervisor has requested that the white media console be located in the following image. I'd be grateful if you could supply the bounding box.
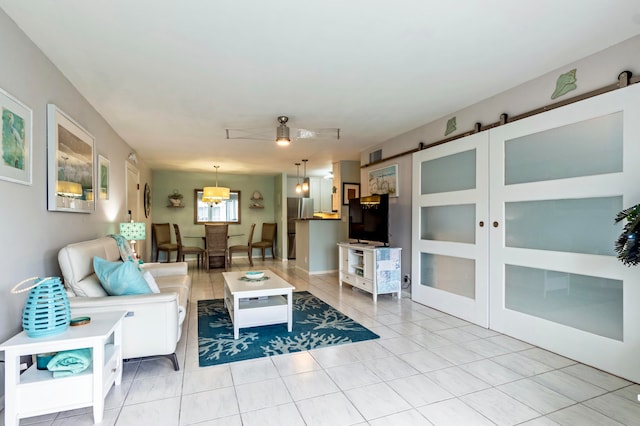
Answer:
[337,242,402,302]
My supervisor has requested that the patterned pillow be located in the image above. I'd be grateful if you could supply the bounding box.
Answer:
[109,234,142,265]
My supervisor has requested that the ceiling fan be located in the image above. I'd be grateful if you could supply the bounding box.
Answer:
[225,116,340,146]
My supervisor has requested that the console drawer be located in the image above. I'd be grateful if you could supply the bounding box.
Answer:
[356,277,373,293]
[341,272,356,285]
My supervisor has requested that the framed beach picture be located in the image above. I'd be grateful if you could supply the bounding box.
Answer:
[47,104,95,213]
[0,88,32,185]
[98,155,110,200]
[368,163,398,197]
[342,182,360,205]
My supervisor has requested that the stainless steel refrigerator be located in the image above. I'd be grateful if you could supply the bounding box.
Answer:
[287,197,314,259]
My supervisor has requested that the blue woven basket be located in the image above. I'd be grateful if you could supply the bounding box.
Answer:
[12,277,70,338]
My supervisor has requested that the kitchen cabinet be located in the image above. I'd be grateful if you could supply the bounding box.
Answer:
[309,177,321,211]
[309,177,334,212]
[331,162,341,212]
[320,178,333,212]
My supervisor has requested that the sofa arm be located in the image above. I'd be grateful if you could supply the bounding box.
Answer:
[68,292,178,308]
[68,293,181,360]
[141,262,188,277]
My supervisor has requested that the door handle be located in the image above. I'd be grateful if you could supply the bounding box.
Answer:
[493,221,499,228]
[479,221,484,227]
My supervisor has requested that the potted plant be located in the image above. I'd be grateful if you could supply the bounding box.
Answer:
[615,203,640,266]
[168,190,183,206]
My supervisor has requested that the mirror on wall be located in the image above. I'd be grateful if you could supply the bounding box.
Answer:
[194,189,241,224]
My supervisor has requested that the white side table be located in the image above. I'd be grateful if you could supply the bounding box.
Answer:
[0,311,126,426]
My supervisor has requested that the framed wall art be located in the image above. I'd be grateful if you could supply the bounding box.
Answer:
[0,88,32,185]
[144,183,151,218]
[98,155,110,200]
[47,104,95,213]
[342,182,360,205]
[368,163,398,197]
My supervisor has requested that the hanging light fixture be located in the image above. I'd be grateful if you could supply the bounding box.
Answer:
[301,159,309,192]
[275,116,291,146]
[202,165,230,204]
[294,163,302,194]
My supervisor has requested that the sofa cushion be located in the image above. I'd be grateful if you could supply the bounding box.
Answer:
[72,275,108,297]
[59,237,121,295]
[94,257,152,296]
[155,274,190,325]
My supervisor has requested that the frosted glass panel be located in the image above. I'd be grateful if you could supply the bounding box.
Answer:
[420,253,475,299]
[421,149,476,194]
[505,112,622,185]
[505,265,622,340]
[421,204,475,243]
[505,197,622,255]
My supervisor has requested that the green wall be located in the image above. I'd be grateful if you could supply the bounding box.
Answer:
[151,170,277,259]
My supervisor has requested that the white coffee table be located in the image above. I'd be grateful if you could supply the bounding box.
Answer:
[222,271,294,339]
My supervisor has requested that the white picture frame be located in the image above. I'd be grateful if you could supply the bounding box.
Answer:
[98,155,110,200]
[0,88,32,185]
[47,104,95,213]
[368,163,398,197]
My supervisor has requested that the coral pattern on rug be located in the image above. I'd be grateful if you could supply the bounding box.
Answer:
[197,291,379,366]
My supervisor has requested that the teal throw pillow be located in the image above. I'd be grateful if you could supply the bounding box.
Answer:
[93,257,152,296]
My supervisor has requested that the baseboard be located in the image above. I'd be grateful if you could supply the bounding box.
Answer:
[309,268,338,275]
[295,264,309,274]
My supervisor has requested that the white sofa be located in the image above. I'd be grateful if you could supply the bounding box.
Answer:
[58,236,191,370]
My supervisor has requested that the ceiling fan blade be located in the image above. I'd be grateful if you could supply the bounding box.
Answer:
[225,128,272,141]
[295,128,340,140]
[225,121,341,142]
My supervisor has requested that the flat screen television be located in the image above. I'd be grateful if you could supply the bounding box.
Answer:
[348,193,389,245]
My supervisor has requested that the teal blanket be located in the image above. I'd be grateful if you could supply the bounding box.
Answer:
[47,348,92,378]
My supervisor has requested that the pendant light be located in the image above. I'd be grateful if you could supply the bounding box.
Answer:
[301,159,309,192]
[202,165,230,204]
[295,163,302,194]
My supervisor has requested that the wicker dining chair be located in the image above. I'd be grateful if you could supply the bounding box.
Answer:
[204,223,229,270]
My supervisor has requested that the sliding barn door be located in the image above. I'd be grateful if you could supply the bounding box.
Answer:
[489,84,640,382]
[412,132,489,327]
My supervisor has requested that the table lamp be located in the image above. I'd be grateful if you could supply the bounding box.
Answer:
[119,221,146,259]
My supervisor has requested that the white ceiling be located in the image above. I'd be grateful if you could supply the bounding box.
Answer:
[2,1,640,177]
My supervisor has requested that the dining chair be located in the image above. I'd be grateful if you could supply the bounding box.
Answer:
[228,223,256,267]
[152,223,179,262]
[204,223,229,270]
[173,224,205,268]
[253,222,277,260]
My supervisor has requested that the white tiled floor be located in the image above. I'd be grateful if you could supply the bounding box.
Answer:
[6,259,640,425]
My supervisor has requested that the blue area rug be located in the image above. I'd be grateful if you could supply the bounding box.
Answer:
[197,291,379,367]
